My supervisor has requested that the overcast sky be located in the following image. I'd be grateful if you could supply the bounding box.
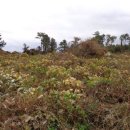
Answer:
[0,0,130,51]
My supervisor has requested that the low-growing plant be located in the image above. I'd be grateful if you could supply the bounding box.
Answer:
[1,52,130,130]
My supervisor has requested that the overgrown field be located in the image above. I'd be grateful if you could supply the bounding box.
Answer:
[0,52,130,130]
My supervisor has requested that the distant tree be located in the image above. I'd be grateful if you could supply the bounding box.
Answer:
[120,35,124,46]
[50,38,57,52]
[93,31,105,45]
[36,46,42,52]
[73,37,81,45]
[59,40,68,52]
[71,37,81,47]
[93,31,100,36]
[0,34,6,49]
[128,37,130,45]
[110,36,117,44]
[120,33,129,46]
[106,35,117,46]
[124,33,129,44]
[23,43,29,53]
[36,32,50,53]
[105,35,111,46]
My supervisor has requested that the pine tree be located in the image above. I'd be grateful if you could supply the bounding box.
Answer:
[59,40,68,52]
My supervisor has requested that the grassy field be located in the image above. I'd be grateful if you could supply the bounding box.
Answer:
[0,52,130,130]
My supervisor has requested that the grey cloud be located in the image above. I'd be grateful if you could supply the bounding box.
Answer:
[1,0,130,51]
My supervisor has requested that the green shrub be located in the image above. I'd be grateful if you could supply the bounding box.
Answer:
[108,44,130,53]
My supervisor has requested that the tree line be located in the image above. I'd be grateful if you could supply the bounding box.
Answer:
[1,31,130,54]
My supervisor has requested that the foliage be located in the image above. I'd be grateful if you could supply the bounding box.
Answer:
[50,38,57,52]
[0,34,6,49]
[120,33,130,46]
[105,34,117,46]
[23,43,29,53]
[1,52,130,129]
[92,31,105,45]
[70,37,81,47]
[36,32,51,53]
[59,39,68,52]
[108,44,130,53]
[69,39,107,57]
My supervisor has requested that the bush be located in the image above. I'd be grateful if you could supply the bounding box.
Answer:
[108,45,130,53]
[69,39,107,57]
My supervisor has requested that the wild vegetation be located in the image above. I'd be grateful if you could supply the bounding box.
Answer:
[0,51,130,130]
[0,31,130,129]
